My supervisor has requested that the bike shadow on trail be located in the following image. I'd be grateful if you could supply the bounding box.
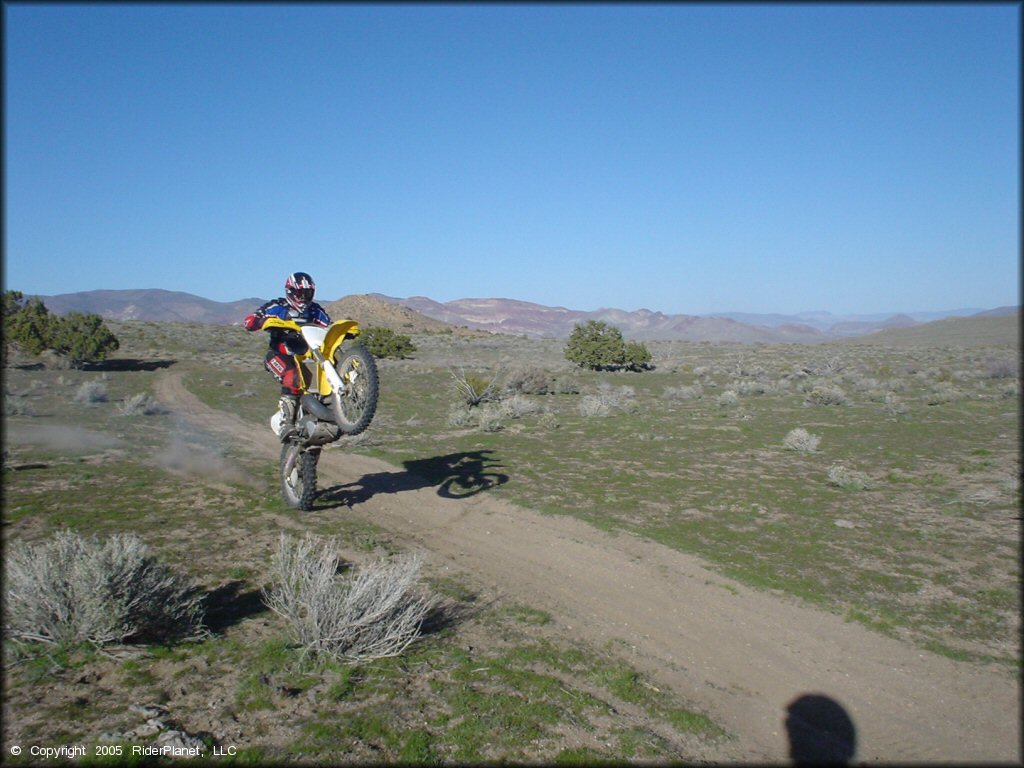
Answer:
[315,449,509,510]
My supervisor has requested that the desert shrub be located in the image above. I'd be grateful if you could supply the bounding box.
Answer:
[865,388,888,403]
[783,428,820,453]
[804,385,849,406]
[449,366,501,407]
[50,312,120,366]
[118,393,164,416]
[499,394,541,419]
[983,357,1018,379]
[564,321,652,371]
[883,393,907,416]
[732,379,777,396]
[3,292,119,367]
[4,398,36,417]
[551,375,580,395]
[262,533,434,663]
[1000,381,1019,399]
[579,395,611,418]
[850,376,882,392]
[446,403,476,428]
[3,291,57,356]
[360,327,417,359]
[623,340,653,371]
[4,530,204,647]
[584,383,638,415]
[565,320,625,370]
[717,390,739,408]
[662,383,704,401]
[827,464,872,491]
[805,357,845,377]
[74,379,108,404]
[475,404,505,432]
[538,411,560,430]
[926,384,963,405]
[504,366,552,395]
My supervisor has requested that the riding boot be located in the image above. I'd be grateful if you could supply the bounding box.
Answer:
[277,394,299,439]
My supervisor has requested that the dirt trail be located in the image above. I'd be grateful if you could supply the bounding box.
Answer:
[155,371,1020,763]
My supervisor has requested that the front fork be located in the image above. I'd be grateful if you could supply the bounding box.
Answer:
[282,441,320,476]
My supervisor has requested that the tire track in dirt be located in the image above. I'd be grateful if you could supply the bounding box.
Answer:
[155,370,1020,763]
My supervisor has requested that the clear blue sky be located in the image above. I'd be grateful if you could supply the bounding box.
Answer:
[4,3,1019,315]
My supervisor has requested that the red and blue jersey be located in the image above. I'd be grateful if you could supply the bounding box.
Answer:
[244,298,331,354]
[244,298,330,330]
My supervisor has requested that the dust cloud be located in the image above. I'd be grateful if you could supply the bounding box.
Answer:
[153,426,257,488]
[3,424,126,453]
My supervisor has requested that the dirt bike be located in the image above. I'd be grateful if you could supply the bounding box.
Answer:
[260,317,379,511]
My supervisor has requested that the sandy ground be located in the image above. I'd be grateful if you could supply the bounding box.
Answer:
[155,371,1020,763]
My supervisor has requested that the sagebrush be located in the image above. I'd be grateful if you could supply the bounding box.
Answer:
[783,428,821,453]
[4,530,205,647]
[262,533,434,663]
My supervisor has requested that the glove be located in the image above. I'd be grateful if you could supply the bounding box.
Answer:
[243,311,265,331]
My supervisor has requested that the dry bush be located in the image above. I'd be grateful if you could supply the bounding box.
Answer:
[4,397,36,417]
[538,411,560,430]
[449,366,501,406]
[476,405,505,432]
[4,530,204,647]
[925,384,962,405]
[504,366,552,395]
[118,393,165,416]
[446,403,476,428]
[499,393,541,419]
[850,376,882,392]
[827,464,872,491]
[579,394,611,418]
[883,393,907,416]
[716,390,739,408]
[732,379,778,396]
[551,375,580,395]
[74,379,108,404]
[662,383,703,401]
[804,357,845,377]
[262,533,434,663]
[804,385,849,407]
[783,428,820,453]
[579,384,637,417]
[983,357,1018,379]
[600,383,638,413]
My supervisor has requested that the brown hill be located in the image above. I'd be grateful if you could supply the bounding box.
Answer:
[843,313,1019,348]
[323,294,484,336]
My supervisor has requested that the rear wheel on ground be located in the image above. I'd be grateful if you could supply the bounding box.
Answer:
[280,443,319,510]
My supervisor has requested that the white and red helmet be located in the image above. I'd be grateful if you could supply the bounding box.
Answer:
[285,272,315,312]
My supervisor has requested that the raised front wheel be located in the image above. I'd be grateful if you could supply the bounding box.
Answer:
[331,344,379,435]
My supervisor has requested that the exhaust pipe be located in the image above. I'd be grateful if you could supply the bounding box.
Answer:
[300,394,336,424]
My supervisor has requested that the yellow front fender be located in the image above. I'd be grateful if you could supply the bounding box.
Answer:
[317,320,361,395]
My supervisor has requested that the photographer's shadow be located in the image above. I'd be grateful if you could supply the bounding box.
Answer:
[316,450,509,509]
[785,693,857,766]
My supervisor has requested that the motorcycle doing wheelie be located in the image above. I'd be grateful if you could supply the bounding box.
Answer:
[260,316,379,511]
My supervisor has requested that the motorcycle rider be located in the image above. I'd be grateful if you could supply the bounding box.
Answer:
[244,272,331,437]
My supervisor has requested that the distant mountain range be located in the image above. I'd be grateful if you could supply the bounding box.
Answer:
[375,294,1016,342]
[30,288,1018,344]
[36,289,264,326]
